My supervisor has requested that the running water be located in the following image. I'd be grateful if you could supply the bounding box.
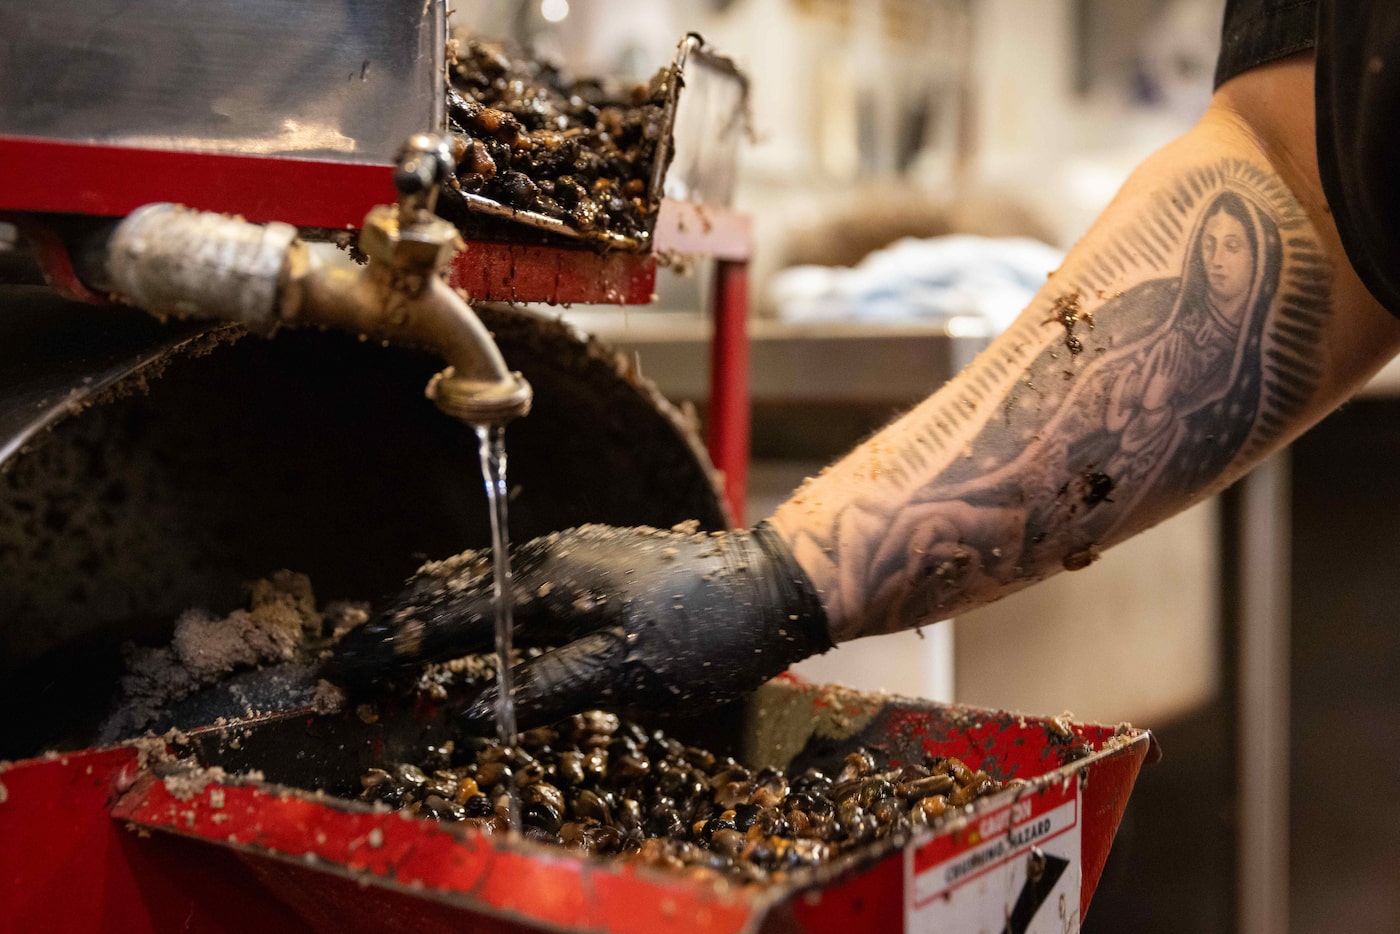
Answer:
[475,424,517,747]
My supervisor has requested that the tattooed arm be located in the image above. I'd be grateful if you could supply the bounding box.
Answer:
[336,54,1400,726]
[770,53,1400,642]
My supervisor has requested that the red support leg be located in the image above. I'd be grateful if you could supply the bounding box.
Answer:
[708,259,750,525]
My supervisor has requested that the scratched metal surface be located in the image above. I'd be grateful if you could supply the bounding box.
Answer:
[0,0,443,163]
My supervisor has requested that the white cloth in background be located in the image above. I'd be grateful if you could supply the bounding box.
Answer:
[771,234,1064,334]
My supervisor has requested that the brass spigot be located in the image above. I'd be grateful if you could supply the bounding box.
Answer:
[101,133,532,428]
[289,134,532,425]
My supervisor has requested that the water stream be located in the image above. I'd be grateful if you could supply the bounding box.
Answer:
[475,424,518,748]
[476,424,519,828]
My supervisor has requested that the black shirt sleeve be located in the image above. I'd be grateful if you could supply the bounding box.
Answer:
[1315,3,1400,318]
[1215,0,1317,88]
[1215,0,1400,319]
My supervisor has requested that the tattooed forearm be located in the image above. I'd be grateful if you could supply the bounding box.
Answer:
[771,156,1335,641]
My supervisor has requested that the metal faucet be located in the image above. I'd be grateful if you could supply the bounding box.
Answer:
[97,133,532,426]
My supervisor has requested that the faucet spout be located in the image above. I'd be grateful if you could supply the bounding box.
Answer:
[99,132,532,428]
[290,236,531,424]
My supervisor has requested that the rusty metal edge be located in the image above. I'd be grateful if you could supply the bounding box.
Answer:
[106,691,1149,932]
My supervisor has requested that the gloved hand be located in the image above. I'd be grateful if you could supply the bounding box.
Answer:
[330,523,832,730]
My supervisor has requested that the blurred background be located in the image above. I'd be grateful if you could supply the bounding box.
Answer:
[459,1,1400,931]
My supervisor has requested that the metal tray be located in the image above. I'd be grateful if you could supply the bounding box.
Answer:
[443,34,748,253]
[0,679,1154,933]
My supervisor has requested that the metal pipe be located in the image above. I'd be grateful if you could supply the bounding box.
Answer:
[100,195,531,426]
[103,204,298,330]
[1236,453,1291,934]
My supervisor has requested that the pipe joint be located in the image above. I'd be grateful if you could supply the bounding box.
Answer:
[358,204,462,298]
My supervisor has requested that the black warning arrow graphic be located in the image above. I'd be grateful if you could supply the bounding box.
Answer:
[1002,848,1070,934]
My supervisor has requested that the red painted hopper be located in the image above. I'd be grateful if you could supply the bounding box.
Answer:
[0,679,1154,933]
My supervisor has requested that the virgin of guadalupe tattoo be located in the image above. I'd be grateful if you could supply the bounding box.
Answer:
[790,159,1332,635]
[1068,188,1282,519]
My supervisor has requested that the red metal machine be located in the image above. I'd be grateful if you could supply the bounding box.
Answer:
[0,681,1154,933]
[0,3,1150,930]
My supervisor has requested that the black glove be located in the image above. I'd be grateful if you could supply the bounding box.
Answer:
[330,523,832,730]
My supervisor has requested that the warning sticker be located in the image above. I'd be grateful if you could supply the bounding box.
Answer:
[904,778,1081,933]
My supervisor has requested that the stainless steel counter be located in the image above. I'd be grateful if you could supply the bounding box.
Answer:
[558,310,988,407]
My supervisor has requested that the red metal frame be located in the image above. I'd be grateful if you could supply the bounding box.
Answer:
[653,200,753,262]
[0,693,1152,933]
[447,242,657,306]
[5,216,111,304]
[0,136,392,229]
[709,260,750,523]
[0,748,305,933]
